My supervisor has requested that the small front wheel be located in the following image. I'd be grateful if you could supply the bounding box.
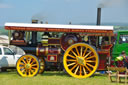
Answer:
[16,54,40,77]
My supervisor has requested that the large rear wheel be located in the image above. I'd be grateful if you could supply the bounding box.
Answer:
[16,54,40,77]
[63,43,99,78]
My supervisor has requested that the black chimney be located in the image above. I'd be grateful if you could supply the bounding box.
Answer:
[31,31,37,45]
[97,8,101,25]
[31,19,38,45]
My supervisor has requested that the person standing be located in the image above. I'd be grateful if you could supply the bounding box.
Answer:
[115,51,128,68]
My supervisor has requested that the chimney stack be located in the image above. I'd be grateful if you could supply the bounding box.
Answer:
[32,19,38,23]
[31,19,38,45]
[96,8,101,25]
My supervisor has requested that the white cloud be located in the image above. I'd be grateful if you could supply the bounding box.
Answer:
[0,3,12,8]
[98,0,128,8]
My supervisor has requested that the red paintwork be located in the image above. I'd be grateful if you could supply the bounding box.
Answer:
[47,55,57,62]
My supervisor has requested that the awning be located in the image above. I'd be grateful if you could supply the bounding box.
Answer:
[5,22,114,35]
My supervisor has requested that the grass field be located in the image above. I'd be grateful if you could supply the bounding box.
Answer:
[0,70,125,85]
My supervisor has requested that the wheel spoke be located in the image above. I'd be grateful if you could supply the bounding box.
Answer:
[80,46,83,57]
[25,70,28,75]
[21,69,25,73]
[68,54,76,59]
[86,60,95,63]
[86,56,95,60]
[31,59,36,64]
[31,64,37,67]
[67,59,76,62]
[82,47,87,57]
[84,51,92,59]
[79,65,82,76]
[75,47,80,56]
[86,63,94,68]
[28,57,32,64]
[30,69,35,74]
[31,67,37,70]
[83,66,87,75]
[70,64,78,71]
[22,59,26,64]
[84,64,91,72]
[71,50,78,57]
[74,66,79,74]
[26,57,29,63]
[67,62,76,67]
[19,63,25,66]
[28,70,31,75]
[19,66,25,69]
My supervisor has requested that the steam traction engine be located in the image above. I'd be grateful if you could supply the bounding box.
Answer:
[5,22,114,78]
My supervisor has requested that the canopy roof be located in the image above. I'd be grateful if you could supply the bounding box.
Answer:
[5,22,114,35]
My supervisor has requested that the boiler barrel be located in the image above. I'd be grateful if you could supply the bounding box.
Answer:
[37,47,61,56]
[20,46,61,56]
[20,46,36,55]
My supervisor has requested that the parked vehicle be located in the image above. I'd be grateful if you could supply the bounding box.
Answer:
[112,31,128,60]
[0,46,22,71]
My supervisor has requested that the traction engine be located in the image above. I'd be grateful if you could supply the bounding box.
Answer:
[5,22,114,78]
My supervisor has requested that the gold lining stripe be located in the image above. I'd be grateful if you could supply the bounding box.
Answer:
[46,47,48,55]
[36,47,39,56]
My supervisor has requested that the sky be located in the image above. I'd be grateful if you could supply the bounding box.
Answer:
[0,0,128,26]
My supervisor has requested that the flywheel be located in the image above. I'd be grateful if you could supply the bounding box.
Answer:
[60,33,81,51]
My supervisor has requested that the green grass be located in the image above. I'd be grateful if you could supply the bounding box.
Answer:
[0,71,125,85]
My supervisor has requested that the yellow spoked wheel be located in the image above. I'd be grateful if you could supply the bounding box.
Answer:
[63,43,99,78]
[16,54,40,77]
[38,57,45,74]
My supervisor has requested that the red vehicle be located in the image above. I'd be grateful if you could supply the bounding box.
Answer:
[5,21,114,78]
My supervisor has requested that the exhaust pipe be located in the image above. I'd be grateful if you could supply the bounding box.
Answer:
[96,8,101,25]
[31,19,38,45]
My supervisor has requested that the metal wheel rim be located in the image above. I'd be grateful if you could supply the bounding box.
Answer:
[63,43,99,78]
[38,57,45,74]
